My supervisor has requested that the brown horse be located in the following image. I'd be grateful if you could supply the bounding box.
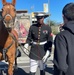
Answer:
[0,0,18,75]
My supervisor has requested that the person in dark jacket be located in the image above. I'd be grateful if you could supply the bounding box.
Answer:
[24,13,52,75]
[54,2,74,75]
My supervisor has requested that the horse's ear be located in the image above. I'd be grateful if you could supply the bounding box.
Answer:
[12,0,16,6]
[2,0,6,5]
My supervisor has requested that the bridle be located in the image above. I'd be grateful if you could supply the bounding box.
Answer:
[2,4,16,28]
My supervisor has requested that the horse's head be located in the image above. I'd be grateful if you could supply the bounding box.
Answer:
[1,0,16,28]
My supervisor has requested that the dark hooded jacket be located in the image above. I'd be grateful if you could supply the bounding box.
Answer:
[54,21,74,75]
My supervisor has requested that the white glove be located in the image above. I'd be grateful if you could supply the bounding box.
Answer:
[24,43,29,55]
[42,50,50,63]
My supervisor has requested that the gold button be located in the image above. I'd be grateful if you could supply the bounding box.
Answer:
[38,32,40,34]
[39,27,41,28]
[38,37,40,39]
[39,29,41,31]
[38,34,40,37]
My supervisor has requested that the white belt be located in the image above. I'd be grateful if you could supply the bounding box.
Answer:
[33,41,47,45]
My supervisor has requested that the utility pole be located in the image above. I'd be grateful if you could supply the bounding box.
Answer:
[48,0,50,14]
[48,0,50,26]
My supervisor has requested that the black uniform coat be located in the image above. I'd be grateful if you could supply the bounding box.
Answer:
[54,21,74,75]
[26,23,52,60]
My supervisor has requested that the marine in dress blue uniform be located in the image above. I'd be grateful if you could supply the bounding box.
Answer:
[24,13,53,75]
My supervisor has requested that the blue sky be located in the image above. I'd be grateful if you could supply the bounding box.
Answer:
[0,0,74,23]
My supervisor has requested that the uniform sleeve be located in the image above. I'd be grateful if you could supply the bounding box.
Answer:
[45,26,53,52]
[26,26,33,44]
[48,26,53,47]
[54,34,68,73]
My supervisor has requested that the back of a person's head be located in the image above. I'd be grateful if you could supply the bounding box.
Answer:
[62,3,74,21]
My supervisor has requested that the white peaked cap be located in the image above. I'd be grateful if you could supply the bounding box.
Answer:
[37,13,44,16]
[35,13,49,19]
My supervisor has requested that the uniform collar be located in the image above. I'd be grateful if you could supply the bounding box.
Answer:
[37,23,45,27]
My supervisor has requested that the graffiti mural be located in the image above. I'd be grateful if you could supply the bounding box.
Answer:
[15,13,31,43]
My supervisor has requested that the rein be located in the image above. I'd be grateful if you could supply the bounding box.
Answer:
[8,31,41,59]
[8,33,41,59]
[20,44,41,59]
